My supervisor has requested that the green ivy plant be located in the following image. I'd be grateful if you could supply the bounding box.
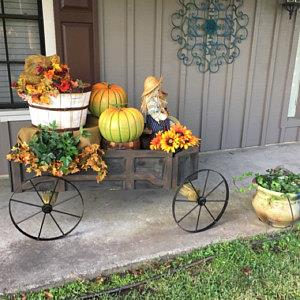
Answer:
[28,122,91,174]
[233,167,300,195]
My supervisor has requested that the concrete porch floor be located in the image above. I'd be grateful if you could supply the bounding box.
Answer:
[0,143,299,294]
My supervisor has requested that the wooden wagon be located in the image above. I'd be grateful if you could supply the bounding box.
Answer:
[8,146,229,240]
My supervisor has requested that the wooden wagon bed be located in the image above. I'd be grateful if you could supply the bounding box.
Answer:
[9,147,199,192]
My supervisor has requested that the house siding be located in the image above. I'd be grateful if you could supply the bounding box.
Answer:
[0,0,299,175]
[98,0,300,150]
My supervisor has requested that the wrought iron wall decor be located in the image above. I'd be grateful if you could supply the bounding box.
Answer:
[280,0,300,19]
[171,0,249,73]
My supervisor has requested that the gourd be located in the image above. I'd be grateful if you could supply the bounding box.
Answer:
[89,82,128,117]
[99,107,144,143]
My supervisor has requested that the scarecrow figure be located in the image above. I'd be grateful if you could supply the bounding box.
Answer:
[141,76,170,136]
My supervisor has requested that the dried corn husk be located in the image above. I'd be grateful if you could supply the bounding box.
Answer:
[179,183,200,202]
[41,191,58,205]
[18,54,61,85]
[24,54,60,74]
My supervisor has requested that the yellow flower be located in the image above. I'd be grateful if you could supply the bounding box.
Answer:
[6,154,12,160]
[52,63,62,72]
[160,131,180,153]
[25,84,37,93]
[184,135,200,148]
[170,124,200,149]
[39,95,50,104]
[35,169,42,176]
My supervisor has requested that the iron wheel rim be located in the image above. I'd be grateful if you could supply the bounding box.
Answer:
[172,169,229,233]
[9,175,84,241]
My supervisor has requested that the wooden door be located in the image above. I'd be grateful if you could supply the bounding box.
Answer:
[53,0,99,84]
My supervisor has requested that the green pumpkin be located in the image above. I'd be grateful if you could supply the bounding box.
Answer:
[99,107,144,143]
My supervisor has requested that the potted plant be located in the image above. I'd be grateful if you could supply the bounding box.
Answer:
[6,122,107,183]
[12,54,90,130]
[233,167,300,228]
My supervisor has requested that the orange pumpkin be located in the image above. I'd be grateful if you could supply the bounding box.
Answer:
[89,82,128,117]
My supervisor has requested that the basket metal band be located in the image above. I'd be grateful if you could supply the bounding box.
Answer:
[28,103,89,111]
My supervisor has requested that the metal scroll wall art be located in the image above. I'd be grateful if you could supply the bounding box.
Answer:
[171,0,249,73]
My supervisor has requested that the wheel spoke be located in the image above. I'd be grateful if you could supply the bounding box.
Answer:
[52,209,81,219]
[202,170,210,197]
[10,198,42,208]
[177,204,199,224]
[50,213,65,235]
[53,194,80,208]
[204,204,216,221]
[206,200,226,203]
[38,214,46,239]
[17,211,42,225]
[175,199,194,203]
[195,206,202,231]
[173,170,229,233]
[188,180,200,199]
[205,180,224,198]
[30,179,44,204]
[49,178,60,203]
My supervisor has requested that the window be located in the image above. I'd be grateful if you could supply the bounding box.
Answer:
[288,30,300,118]
[0,0,45,109]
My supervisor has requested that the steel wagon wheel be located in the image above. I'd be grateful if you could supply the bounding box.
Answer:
[172,169,229,233]
[9,175,84,240]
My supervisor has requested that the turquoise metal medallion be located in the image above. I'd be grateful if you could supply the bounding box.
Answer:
[171,0,249,73]
[204,19,218,35]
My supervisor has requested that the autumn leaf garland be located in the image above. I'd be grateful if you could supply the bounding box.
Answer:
[7,123,107,183]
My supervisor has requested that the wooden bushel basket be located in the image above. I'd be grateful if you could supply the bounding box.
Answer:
[27,91,91,131]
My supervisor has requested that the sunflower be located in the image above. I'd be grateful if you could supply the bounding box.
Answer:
[160,130,180,153]
[171,123,188,136]
[150,132,162,150]
[184,134,200,149]
[171,123,194,149]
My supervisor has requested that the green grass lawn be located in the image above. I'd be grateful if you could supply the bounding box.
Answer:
[7,227,300,300]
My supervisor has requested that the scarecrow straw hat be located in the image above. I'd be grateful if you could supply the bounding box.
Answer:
[141,76,162,97]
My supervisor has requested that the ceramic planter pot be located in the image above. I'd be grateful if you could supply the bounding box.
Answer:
[252,184,300,227]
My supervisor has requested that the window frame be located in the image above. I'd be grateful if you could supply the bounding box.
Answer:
[0,0,45,109]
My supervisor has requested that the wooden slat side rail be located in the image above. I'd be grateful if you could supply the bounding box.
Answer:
[10,148,199,192]
[171,147,200,188]
[124,155,134,189]
[104,149,172,158]
[9,162,22,192]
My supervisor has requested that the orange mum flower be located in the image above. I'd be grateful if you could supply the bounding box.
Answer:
[171,123,188,136]
[44,69,55,79]
[150,132,162,150]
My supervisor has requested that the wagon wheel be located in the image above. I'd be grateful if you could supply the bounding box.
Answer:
[9,176,84,240]
[172,169,229,233]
